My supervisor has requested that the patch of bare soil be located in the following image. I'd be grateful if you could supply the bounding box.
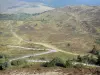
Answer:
[0,67,100,75]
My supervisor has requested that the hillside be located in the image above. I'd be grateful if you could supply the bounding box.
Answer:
[0,5,100,74]
[0,5,100,55]
[11,5,100,53]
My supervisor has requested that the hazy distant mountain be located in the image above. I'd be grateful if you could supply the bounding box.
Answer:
[0,0,54,14]
[1,0,100,14]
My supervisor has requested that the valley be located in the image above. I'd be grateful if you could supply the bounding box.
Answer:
[0,5,100,75]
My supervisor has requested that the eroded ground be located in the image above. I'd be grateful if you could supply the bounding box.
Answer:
[0,67,100,75]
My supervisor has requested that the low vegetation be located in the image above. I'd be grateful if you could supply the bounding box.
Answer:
[0,54,9,70]
[11,59,27,66]
[77,46,100,66]
[77,55,97,64]
[0,13,40,20]
[90,45,100,56]
[95,39,100,44]
[43,57,66,68]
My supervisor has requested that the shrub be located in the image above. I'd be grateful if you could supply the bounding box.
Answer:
[11,59,27,66]
[43,57,66,67]
[95,39,100,44]
[89,45,100,56]
[96,55,100,66]
[65,60,73,68]
[77,55,82,62]
[0,54,9,70]
[76,55,97,64]
[0,62,9,70]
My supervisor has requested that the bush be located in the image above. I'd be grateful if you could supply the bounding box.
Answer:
[89,45,100,56]
[0,54,9,70]
[0,62,9,70]
[11,59,27,66]
[76,55,97,64]
[96,55,100,66]
[43,58,66,67]
[65,60,73,68]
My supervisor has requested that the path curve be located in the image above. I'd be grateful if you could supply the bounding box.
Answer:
[9,49,57,62]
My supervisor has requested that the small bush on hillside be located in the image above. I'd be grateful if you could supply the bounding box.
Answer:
[0,54,9,70]
[77,55,97,64]
[96,55,100,66]
[11,59,27,66]
[95,39,100,44]
[0,62,9,70]
[43,57,66,67]
[65,60,73,68]
[89,45,100,56]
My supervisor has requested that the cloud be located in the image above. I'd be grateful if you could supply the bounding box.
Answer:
[0,0,19,12]
[0,0,54,14]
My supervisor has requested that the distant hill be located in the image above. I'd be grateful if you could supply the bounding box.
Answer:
[31,5,100,35]
[15,5,100,53]
[0,13,42,20]
[1,2,54,14]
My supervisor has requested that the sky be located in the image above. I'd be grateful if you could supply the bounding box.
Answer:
[0,0,100,13]
[22,0,100,7]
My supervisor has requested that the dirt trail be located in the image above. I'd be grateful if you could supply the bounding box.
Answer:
[7,45,49,51]
[25,41,79,56]
[9,49,57,62]
[27,60,49,63]
[73,62,100,68]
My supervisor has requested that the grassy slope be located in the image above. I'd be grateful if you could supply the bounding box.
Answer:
[14,6,100,53]
[0,6,100,63]
[0,20,75,60]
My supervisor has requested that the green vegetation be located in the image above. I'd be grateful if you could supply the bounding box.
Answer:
[95,39,100,44]
[42,57,84,68]
[0,6,100,70]
[0,54,9,70]
[28,52,76,61]
[97,55,100,66]
[43,57,66,67]
[77,55,97,64]
[90,45,100,56]
[11,59,27,66]
[0,13,41,20]
[77,51,100,66]
[65,60,73,68]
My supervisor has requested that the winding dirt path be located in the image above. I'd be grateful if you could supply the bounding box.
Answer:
[24,41,79,56]
[9,49,57,62]
[7,45,49,51]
